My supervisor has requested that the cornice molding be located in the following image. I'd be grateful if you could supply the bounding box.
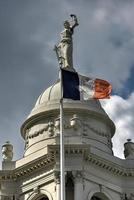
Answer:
[0,144,89,181]
[0,153,55,181]
[1,145,134,181]
[86,154,134,177]
[47,144,90,156]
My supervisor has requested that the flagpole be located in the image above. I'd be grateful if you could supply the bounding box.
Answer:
[60,66,65,200]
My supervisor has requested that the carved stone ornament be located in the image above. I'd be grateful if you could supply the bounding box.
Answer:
[48,121,54,137]
[83,121,109,138]
[70,114,81,131]
[28,124,48,139]
[2,141,13,161]
[26,121,56,140]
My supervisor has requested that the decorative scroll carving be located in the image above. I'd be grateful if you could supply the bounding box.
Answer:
[25,129,29,149]
[26,122,55,140]
[48,121,54,137]
[24,114,111,147]
[28,125,48,139]
[83,122,109,138]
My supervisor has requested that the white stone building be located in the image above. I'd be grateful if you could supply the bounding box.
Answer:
[0,78,134,200]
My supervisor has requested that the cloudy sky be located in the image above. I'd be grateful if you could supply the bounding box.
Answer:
[0,0,134,165]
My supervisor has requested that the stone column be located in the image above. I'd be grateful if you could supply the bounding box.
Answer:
[54,172,60,200]
[73,171,83,200]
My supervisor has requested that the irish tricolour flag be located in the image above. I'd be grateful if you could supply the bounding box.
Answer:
[62,69,112,100]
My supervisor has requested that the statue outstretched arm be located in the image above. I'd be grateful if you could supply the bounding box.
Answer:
[70,14,79,30]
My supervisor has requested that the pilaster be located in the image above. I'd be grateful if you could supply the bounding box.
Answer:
[54,172,60,200]
[73,171,83,200]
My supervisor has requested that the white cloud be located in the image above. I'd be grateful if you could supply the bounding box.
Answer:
[101,93,134,158]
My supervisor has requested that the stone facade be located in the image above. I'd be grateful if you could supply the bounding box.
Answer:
[0,80,134,200]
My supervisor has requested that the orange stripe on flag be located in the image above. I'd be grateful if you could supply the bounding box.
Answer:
[93,79,112,99]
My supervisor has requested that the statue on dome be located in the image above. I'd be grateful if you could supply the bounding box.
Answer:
[54,14,79,70]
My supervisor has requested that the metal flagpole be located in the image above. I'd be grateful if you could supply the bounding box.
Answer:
[54,14,78,200]
[60,66,65,200]
[53,45,65,200]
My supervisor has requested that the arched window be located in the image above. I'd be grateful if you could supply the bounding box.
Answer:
[91,197,101,200]
[91,192,110,200]
[27,190,52,200]
[36,196,49,200]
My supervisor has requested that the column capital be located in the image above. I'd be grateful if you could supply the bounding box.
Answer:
[72,170,83,183]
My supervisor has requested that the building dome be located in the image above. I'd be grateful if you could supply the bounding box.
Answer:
[35,80,61,105]
[21,79,115,157]
[27,80,111,119]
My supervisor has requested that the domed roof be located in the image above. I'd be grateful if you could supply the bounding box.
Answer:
[21,79,115,133]
[35,80,61,105]
[21,79,115,156]
[27,79,109,119]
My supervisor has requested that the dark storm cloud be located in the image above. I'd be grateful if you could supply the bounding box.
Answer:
[0,0,62,161]
[0,0,60,116]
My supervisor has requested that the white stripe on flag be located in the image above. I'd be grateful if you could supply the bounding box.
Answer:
[79,75,94,100]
